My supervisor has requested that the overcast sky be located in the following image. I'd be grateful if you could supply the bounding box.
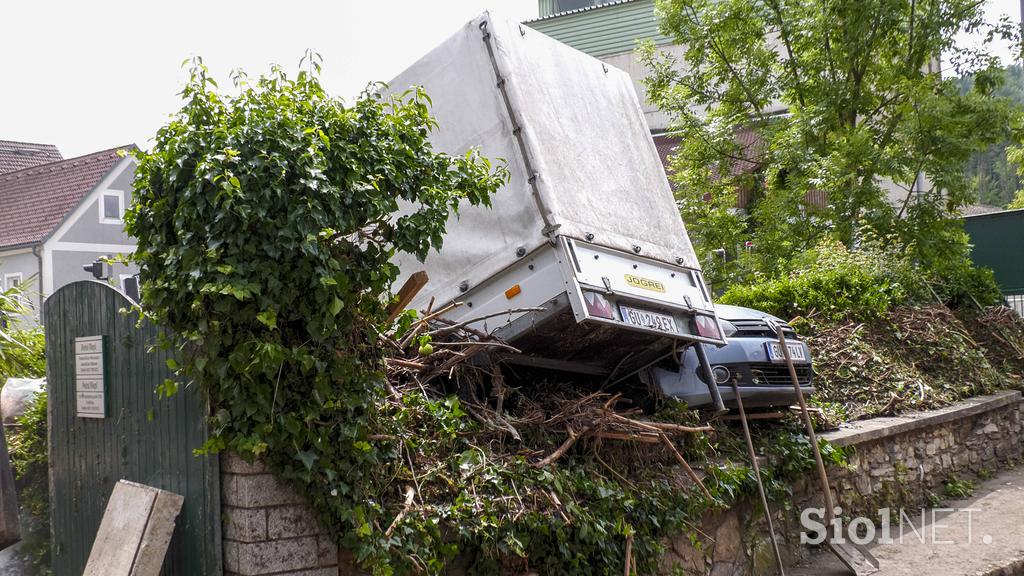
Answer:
[0,0,1019,159]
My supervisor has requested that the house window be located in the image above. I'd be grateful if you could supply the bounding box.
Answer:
[3,273,31,309]
[3,273,22,291]
[100,190,124,224]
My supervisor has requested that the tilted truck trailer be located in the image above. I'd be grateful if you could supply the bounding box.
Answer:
[389,12,728,411]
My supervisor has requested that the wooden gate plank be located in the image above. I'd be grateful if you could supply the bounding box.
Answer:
[82,480,158,575]
[82,480,184,576]
[131,489,186,576]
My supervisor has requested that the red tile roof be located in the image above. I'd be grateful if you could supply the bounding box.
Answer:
[652,128,766,181]
[0,140,62,175]
[652,129,824,210]
[652,134,680,172]
[0,145,132,250]
[730,126,765,176]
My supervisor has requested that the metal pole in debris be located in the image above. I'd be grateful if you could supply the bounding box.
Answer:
[776,327,833,520]
[777,327,879,575]
[731,378,785,575]
[694,343,727,415]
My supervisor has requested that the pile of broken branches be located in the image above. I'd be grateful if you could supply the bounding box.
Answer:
[375,288,719,500]
[958,305,1024,379]
[524,391,714,498]
[805,304,1012,422]
[381,297,539,385]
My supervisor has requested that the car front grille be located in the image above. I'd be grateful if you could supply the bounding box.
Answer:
[747,362,813,387]
[729,318,797,339]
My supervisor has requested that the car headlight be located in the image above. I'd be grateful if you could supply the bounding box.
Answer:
[719,319,738,338]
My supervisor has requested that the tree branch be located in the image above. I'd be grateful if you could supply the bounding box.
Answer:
[681,3,769,121]
[764,0,806,107]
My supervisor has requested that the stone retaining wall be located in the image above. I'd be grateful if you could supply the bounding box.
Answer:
[824,391,1024,518]
[221,454,339,576]
[220,391,1024,575]
[658,390,1024,575]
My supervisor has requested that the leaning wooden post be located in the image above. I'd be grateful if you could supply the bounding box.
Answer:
[385,271,429,324]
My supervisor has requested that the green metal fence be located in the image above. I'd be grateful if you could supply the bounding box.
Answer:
[964,209,1024,315]
[44,280,221,575]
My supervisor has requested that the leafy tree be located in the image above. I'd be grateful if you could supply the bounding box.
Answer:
[0,277,45,383]
[1005,144,1024,208]
[642,0,1021,286]
[956,65,1024,208]
[125,55,506,567]
[964,142,1021,207]
[1009,188,1024,208]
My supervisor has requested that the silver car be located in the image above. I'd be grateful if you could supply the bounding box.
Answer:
[642,304,814,409]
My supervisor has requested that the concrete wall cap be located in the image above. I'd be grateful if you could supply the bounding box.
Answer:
[821,391,1022,448]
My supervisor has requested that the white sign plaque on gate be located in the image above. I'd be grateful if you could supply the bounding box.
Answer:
[75,336,106,418]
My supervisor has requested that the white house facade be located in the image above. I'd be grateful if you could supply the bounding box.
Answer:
[0,142,138,324]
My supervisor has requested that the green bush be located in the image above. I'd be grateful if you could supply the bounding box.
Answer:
[126,57,508,573]
[9,391,50,574]
[10,391,48,517]
[718,233,1003,321]
[932,261,1003,308]
[942,476,975,499]
[0,329,45,383]
[1,278,45,383]
[719,240,915,321]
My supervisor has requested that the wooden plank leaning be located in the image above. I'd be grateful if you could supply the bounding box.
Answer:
[83,480,184,576]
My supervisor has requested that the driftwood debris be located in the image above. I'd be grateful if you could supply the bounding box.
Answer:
[380,301,718,507]
[524,393,715,497]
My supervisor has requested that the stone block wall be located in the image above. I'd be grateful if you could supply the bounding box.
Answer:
[221,453,339,576]
[658,390,1024,575]
[822,390,1023,517]
[219,391,1023,576]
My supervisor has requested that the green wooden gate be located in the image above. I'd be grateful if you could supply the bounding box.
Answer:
[44,280,221,575]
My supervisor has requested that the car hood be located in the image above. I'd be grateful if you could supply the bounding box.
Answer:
[714,303,788,325]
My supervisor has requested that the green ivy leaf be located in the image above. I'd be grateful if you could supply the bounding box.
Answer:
[256,310,277,330]
[329,297,343,316]
[296,450,317,470]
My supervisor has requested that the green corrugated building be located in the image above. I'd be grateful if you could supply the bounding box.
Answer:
[964,209,1024,314]
[528,0,672,58]
[525,0,680,133]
